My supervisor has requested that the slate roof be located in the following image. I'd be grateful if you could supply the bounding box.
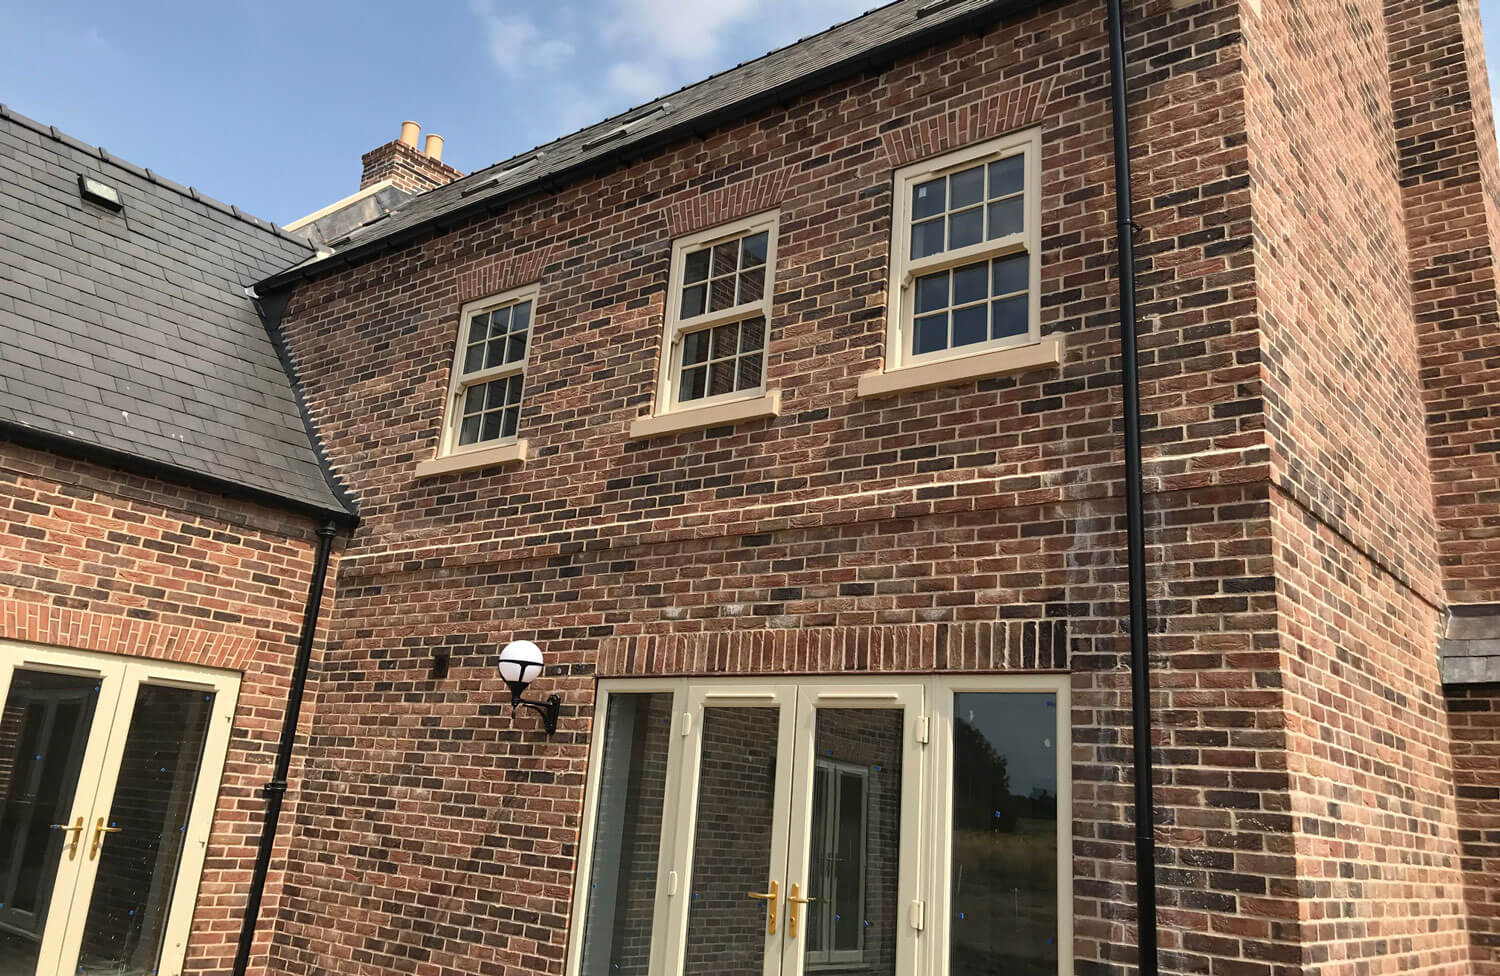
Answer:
[0,106,354,519]
[257,0,1034,292]
[1439,604,1500,685]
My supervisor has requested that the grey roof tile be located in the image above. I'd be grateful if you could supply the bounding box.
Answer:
[0,111,351,516]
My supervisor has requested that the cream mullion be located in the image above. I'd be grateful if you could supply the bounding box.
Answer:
[456,358,525,389]
[673,299,767,338]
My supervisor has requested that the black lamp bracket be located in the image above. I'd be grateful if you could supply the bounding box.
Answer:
[512,693,562,735]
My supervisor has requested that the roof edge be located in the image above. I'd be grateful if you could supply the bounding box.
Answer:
[255,0,1039,295]
[0,104,316,253]
[0,418,359,528]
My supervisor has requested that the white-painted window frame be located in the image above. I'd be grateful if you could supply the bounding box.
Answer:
[437,283,539,459]
[885,128,1043,372]
[653,210,780,416]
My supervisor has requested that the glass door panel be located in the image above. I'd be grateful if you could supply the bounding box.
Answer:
[576,690,678,976]
[666,684,796,976]
[0,667,106,976]
[941,689,1063,976]
[70,683,217,976]
[782,685,923,976]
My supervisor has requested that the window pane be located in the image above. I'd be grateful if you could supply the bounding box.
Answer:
[953,263,988,306]
[712,324,738,360]
[463,385,486,414]
[952,304,988,348]
[681,284,707,319]
[987,198,1024,240]
[709,360,736,397]
[712,242,738,278]
[911,218,945,260]
[480,411,502,441]
[463,344,485,374]
[709,276,737,312]
[988,155,1025,198]
[683,330,711,365]
[912,177,945,220]
[679,365,707,402]
[576,692,676,976]
[737,267,766,305]
[486,379,509,410]
[511,301,532,332]
[485,338,506,369]
[915,272,949,314]
[992,254,1028,296]
[992,295,1028,340]
[740,317,765,352]
[684,249,711,283]
[951,165,985,209]
[949,692,1058,976]
[914,314,947,356]
[949,208,984,250]
[738,353,763,390]
[459,415,481,444]
[501,406,520,439]
[506,334,526,364]
[467,312,490,343]
[506,374,524,406]
[740,232,768,268]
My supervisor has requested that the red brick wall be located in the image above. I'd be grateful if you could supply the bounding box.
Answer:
[0,440,336,975]
[1447,684,1500,974]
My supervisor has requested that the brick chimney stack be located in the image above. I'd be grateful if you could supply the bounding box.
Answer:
[359,120,463,194]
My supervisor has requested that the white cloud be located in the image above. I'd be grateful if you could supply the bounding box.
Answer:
[604,0,757,62]
[469,0,576,78]
[606,62,671,103]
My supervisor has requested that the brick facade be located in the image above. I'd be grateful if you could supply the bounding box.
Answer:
[0,441,338,974]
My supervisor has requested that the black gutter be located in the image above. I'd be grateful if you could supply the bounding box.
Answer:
[232,520,339,976]
[1106,1,1159,974]
[252,0,1044,297]
[0,419,357,528]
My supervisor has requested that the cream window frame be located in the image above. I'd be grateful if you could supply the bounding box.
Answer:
[884,128,1043,373]
[652,210,780,417]
[435,284,538,461]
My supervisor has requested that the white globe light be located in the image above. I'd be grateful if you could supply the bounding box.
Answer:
[499,640,545,693]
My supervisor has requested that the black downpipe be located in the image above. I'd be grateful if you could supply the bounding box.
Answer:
[232,520,338,976]
[1106,1,1159,974]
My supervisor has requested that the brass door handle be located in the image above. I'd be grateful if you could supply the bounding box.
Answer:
[746,879,779,935]
[787,882,814,939]
[51,817,84,859]
[90,817,122,859]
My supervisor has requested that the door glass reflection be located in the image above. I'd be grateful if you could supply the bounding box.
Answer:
[75,684,214,976]
[577,692,675,976]
[683,707,780,976]
[949,692,1058,976]
[802,708,903,976]
[0,669,100,976]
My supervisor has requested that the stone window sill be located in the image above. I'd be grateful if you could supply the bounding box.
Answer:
[855,339,1063,399]
[628,390,782,441]
[414,440,528,478]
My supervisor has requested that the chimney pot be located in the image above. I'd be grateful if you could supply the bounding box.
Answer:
[424,134,445,161]
[399,121,421,148]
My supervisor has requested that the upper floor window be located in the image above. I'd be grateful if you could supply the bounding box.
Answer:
[657,211,778,413]
[885,129,1041,371]
[439,285,536,456]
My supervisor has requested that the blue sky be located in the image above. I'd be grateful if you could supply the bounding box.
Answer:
[3,0,1500,227]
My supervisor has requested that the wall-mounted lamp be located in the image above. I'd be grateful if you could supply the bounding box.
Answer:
[498,640,561,734]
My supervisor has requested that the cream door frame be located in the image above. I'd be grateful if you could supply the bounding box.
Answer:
[777,678,925,976]
[1,641,240,976]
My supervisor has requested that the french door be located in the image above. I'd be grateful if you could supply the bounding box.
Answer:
[0,642,239,976]
[568,674,1070,976]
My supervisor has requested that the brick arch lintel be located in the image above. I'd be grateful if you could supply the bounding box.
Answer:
[1,601,258,672]
[878,76,1058,169]
[456,243,558,306]
[661,169,797,239]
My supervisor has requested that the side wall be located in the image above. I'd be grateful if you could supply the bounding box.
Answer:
[1447,684,1500,975]
[0,441,335,975]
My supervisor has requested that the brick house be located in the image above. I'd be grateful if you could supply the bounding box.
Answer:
[7,0,1500,975]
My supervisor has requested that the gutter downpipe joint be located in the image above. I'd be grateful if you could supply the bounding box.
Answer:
[232,520,338,976]
[1106,0,1160,973]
